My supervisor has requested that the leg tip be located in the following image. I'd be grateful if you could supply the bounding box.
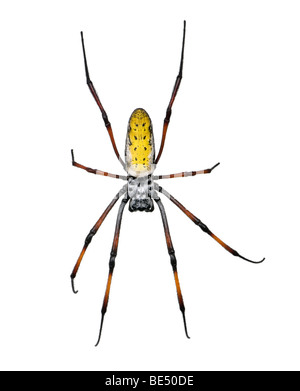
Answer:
[71,149,75,165]
[211,162,220,171]
[71,277,78,294]
[95,315,105,347]
[258,257,265,264]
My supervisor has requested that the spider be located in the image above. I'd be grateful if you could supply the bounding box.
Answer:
[70,21,265,346]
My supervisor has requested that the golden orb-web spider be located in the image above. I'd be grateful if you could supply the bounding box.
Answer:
[71,21,265,346]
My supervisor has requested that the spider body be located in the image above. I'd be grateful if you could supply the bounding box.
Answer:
[71,21,264,346]
[125,108,156,212]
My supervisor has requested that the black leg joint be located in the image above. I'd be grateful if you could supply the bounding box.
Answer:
[86,167,96,174]
[102,111,111,127]
[196,220,210,234]
[170,252,177,270]
[85,230,95,246]
[109,255,116,272]
[165,107,172,123]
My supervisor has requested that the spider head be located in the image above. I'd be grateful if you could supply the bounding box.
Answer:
[129,198,154,212]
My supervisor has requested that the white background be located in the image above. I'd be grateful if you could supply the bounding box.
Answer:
[1,0,299,371]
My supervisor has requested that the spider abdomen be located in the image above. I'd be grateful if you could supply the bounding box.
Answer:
[125,108,155,177]
[128,175,154,212]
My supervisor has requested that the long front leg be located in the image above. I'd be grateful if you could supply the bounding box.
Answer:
[155,184,265,264]
[95,193,129,346]
[154,194,190,339]
[80,32,125,169]
[70,185,127,294]
[155,21,186,165]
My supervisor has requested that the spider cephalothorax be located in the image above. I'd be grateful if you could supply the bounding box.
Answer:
[71,21,265,346]
[127,175,154,212]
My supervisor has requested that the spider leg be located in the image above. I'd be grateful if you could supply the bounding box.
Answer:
[155,21,186,165]
[80,32,125,169]
[154,162,220,180]
[70,185,127,294]
[71,149,127,180]
[154,193,190,339]
[155,184,265,264]
[95,193,129,347]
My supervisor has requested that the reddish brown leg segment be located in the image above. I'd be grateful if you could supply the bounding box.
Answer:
[70,186,127,293]
[95,194,129,346]
[80,32,125,168]
[154,195,190,339]
[154,162,220,180]
[156,184,265,264]
[71,149,127,180]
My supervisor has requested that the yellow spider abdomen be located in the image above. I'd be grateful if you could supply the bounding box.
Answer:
[125,108,155,177]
